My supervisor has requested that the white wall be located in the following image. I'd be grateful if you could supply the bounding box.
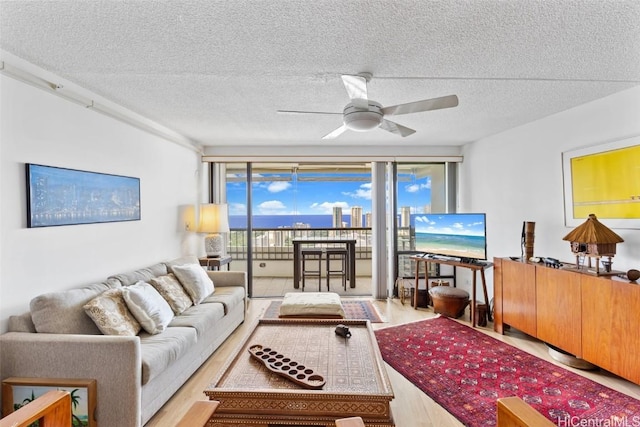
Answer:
[458,85,640,299]
[0,76,202,332]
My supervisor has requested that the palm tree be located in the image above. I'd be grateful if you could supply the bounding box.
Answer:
[68,389,85,426]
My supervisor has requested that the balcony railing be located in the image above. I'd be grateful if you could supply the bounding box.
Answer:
[229,227,374,260]
[230,225,413,257]
[227,226,440,280]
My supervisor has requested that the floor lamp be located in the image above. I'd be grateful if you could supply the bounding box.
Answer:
[199,203,230,258]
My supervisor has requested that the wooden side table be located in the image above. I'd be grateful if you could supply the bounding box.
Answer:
[410,255,493,327]
[199,256,232,271]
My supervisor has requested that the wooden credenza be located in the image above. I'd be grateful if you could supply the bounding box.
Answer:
[494,257,640,385]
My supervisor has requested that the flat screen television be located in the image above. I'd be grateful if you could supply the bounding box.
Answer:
[411,213,487,261]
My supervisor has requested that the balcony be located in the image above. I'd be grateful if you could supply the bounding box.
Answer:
[227,226,419,298]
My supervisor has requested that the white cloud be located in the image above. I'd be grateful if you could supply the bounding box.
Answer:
[406,184,420,193]
[405,181,430,193]
[415,215,435,225]
[257,200,287,215]
[228,202,246,215]
[342,183,372,200]
[267,181,291,193]
[310,201,350,214]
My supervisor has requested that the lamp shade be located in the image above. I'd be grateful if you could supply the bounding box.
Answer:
[198,203,230,234]
[198,204,230,258]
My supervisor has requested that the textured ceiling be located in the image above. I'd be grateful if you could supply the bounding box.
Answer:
[1,0,639,148]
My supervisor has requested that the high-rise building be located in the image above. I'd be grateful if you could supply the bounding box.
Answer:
[332,207,343,228]
[351,206,363,228]
[365,212,372,228]
[400,206,411,227]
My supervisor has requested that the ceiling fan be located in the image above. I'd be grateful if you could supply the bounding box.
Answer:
[277,73,459,139]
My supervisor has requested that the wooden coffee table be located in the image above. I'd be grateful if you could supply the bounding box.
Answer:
[205,319,395,426]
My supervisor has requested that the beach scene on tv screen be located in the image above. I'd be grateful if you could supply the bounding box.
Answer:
[413,213,486,259]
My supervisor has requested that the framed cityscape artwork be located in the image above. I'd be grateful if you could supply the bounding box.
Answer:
[1,377,97,426]
[562,136,640,229]
[26,163,141,227]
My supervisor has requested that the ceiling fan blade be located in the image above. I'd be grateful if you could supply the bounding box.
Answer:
[322,124,349,139]
[380,119,416,137]
[381,94,459,116]
[341,75,368,109]
[277,110,341,115]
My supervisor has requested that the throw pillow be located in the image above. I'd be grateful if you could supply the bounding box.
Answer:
[171,263,214,304]
[149,274,193,315]
[122,282,174,334]
[30,282,114,334]
[83,289,141,336]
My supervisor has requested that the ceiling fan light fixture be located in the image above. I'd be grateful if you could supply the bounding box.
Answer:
[343,102,383,132]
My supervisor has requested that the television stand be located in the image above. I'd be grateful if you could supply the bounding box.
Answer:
[460,257,487,266]
[411,256,494,327]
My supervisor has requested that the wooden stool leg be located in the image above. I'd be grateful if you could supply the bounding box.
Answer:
[342,254,347,290]
[326,253,331,292]
[318,250,323,292]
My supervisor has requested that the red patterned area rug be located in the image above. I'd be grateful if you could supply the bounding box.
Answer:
[263,299,384,323]
[375,316,640,426]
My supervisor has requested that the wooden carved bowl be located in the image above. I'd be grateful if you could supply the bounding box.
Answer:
[627,269,640,282]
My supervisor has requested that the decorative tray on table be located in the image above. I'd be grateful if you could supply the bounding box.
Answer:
[248,344,326,389]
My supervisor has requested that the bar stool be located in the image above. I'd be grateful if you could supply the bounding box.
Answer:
[325,247,348,291]
[301,248,324,291]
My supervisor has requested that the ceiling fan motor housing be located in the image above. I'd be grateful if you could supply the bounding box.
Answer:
[343,101,383,131]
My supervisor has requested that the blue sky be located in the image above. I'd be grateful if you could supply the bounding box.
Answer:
[414,213,486,236]
[227,173,432,216]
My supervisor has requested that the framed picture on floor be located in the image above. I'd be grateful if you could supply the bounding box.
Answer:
[26,163,141,228]
[1,377,97,426]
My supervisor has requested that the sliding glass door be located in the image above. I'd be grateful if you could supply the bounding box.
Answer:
[211,161,456,299]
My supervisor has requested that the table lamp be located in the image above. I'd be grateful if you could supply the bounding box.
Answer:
[198,203,230,258]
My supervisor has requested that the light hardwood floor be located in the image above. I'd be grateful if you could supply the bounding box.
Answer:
[144,298,640,427]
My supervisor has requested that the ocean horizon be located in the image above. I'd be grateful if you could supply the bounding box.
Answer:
[230,214,359,229]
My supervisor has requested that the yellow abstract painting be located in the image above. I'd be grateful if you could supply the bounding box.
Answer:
[564,138,640,228]
[570,144,640,219]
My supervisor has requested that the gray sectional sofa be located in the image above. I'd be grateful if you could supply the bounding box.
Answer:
[0,256,246,427]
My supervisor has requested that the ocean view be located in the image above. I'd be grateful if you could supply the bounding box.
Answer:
[415,232,486,259]
[230,214,358,229]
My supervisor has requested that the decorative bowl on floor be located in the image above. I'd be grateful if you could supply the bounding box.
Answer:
[627,269,640,282]
[546,344,597,370]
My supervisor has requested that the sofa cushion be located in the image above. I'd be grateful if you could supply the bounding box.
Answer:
[164,256,200,273]
[30,282,118,334]
[84,289,141,336]
[172,264,214,304]
[139,326,197,385]
[201,286,245,314]
[109,262,168,287]
[279,292,345,318]
[8,312,37,333]
[168,303,225,337]
[122,282,174,334]
[149,274,193,315]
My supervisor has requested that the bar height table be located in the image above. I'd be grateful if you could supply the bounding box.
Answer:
[293,238,357,289]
